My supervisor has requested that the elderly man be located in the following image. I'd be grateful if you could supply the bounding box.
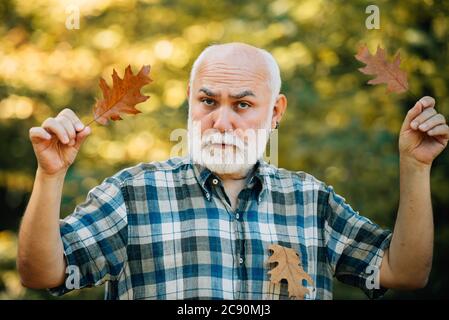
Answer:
[19,42,449,300]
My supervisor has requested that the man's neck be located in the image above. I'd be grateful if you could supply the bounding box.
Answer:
[221,178,247,211]
[216,172,248,180]
[215,165,258,211]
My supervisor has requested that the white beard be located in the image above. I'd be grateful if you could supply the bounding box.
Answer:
[187,112,272,177]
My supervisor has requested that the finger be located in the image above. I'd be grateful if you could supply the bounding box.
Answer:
[428,124,449,139]
[59,113,77,128]
[57,116,77,146]
[417,114,446,132]
[409,96,436,129]
[74,126,91,149]
[402,101,422,131]
[59,108,84,132]
[419,96,436,109]
[42,117,69,144]
[410,107,437,130]
[29,127,52,143]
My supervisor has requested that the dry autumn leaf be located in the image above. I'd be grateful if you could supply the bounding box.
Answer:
[267,244,314,300]
[89,65,152,126]
[355,44,409,94]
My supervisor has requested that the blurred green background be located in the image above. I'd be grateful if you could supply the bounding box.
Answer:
[1,0,448,299]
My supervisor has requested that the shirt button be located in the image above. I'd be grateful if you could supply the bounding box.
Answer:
[235,213,240,220]
[239,257,244,264]
[212,178,219,185]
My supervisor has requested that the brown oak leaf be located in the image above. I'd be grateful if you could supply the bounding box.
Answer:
[267,244,314,300]
[92,65,152,125]
[355,44,408,94]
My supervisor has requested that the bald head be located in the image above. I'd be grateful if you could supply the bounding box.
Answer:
[189,43,282,105]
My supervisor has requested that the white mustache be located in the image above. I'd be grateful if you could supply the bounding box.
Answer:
[202,132,245,150]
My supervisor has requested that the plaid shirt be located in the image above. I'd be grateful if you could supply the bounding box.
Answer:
[49,156,392,300]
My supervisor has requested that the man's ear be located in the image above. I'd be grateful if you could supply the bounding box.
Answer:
[271,94,287,129]
[186,84,190,99]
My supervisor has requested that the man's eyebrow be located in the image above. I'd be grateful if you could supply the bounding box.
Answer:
[229,90,256,99]
[199,87,219,97]
[198,88,256,99]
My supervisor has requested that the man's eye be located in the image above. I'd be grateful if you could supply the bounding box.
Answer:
[237,102,251,109]
[201,98,215,106]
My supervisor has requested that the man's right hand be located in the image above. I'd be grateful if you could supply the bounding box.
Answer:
[29,108,91,176]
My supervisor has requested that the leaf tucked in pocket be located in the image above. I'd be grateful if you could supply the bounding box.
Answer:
[355,45,408,94]
[93,65,152,125]
[267,244,314,300]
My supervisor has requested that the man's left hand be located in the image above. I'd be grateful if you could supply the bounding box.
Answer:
[399,96,449,166]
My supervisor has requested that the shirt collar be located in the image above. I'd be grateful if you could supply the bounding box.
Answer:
[189,156,272,204]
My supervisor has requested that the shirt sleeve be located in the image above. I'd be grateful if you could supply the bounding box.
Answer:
[323,184,392,299]
[48,176,128,296]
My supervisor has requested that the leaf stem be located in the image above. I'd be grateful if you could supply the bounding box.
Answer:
[84,107,112,127]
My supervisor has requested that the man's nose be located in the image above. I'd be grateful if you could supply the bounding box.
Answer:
[212,106,234,133]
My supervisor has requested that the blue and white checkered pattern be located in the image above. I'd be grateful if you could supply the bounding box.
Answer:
[49,156,392,299]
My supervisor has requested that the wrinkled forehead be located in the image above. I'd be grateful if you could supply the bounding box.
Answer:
[193,52,272,93]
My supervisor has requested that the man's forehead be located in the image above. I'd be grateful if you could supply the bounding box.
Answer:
[193,62,270,94]
[195,44,271,80]
[194,79,269,97]
[196,59,270,82]
[190,43,275,97]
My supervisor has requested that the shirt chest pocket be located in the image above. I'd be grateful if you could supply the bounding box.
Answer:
[245,223,314,299]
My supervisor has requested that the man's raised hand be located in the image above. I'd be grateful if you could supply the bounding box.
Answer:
[29,108,91,176]
[399,96,449,166]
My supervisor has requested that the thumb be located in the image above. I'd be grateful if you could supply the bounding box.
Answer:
[401,101,423,132]
[74,126,91,149]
